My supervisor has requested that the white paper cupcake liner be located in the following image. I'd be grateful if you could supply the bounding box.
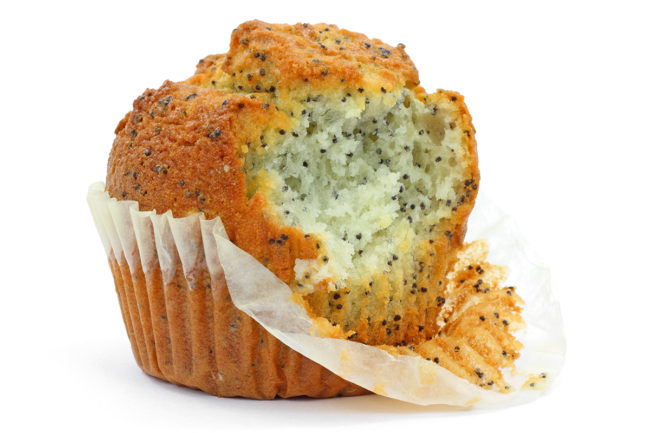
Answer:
[87,181,565,406]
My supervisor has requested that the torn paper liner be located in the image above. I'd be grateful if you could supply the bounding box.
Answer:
[87,182,565,407]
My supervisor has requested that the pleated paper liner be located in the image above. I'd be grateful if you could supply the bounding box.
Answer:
[88,182,565,406]
[87,182,365,398]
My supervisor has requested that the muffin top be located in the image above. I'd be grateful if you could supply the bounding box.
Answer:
[106,20,479,346]
[189,20,421,99]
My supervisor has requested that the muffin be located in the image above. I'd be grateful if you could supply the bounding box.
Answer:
[91,20,486,398]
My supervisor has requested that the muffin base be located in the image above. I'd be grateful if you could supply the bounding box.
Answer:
[108,251,367,398]
[88,180,366,399]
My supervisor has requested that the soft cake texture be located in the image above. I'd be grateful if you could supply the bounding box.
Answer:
[247,88,470,290]
[102,21,504,399]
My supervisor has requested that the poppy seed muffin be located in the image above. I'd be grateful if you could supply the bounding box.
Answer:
[103,20,479,398]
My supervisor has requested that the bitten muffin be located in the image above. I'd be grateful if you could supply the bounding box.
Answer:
[103,20,480,398]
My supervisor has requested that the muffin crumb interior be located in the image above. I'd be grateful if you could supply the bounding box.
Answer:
[245,89,469,288]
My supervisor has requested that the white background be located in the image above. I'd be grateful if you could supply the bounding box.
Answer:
[1,0,649,431]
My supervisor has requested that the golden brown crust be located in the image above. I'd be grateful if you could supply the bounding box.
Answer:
[411,241,523,392]
[104,20,482,398]
[107,80,325,285]
[107,80,282,222]
[190,20,419,99]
